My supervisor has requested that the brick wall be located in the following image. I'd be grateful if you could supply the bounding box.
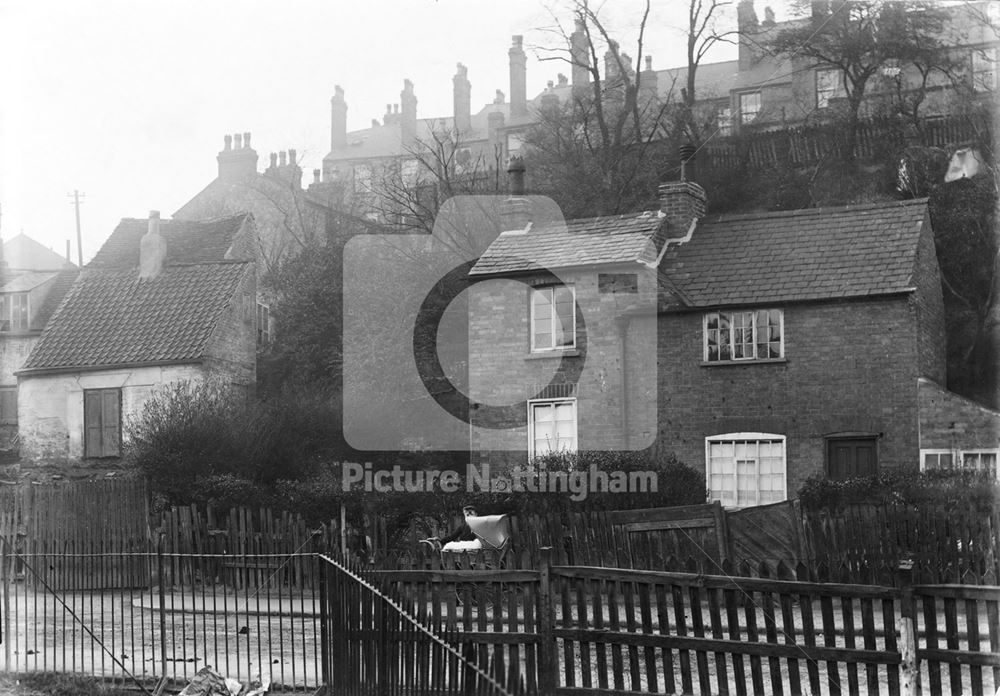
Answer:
[202,264,256,385]
[656,296,922,496]
[912,211,947,384]
[918,378,1000,451]
[469,268,658,468]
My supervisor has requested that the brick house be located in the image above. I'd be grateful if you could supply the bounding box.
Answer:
[468,180,1000,507]
[14,212,259,463]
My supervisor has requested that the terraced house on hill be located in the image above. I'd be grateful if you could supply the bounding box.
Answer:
[468,178,1000,507]
[15,212,261,463]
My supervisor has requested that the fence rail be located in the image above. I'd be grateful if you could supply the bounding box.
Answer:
[2,546,999,695]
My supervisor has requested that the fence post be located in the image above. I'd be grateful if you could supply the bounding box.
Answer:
[895,560,918,696]
[537,546,557,696]
[318,556,331,692]
[157,534,168,684]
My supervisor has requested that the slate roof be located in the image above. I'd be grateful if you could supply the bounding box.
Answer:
[660,198,929,308]
[30,269,80,332]
[470,212,666,276]
[21,263,250,372]
[87,214,249,269]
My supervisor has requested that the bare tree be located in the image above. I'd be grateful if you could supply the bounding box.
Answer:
[681,0,739,141]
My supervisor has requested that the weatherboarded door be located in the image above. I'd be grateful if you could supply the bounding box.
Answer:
[84,388,121,458]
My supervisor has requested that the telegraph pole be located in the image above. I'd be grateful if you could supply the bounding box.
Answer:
[68,190,84,267]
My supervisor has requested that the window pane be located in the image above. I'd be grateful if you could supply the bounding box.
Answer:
[554,287,574,347]
[532,289,553,350]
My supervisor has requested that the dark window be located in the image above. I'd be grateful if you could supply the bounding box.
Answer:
[0,386,16,424]
[826,437,878,480]
[598,273,638,294]
[84,388,121,458]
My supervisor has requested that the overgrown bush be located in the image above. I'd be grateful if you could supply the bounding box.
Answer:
[126,379,341,509]
[798,468,1000,513]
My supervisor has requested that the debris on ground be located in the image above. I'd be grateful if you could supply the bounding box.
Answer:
[177,667,270,696]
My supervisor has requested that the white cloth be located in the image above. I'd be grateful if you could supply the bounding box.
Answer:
[442,539,483,552]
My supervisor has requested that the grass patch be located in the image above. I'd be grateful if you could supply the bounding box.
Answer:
[0,674,135,695]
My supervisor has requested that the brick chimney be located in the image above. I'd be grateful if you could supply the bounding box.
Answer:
[658,176,706,238]
[217,132,258,182]
[509,36,527,118]
[570,19,589,93]
[139,211,167,280]
[453,63,472,134]
[641,55,658,103]
[501,156,531,231]
[331,85,347,151]
[737,0,760,70]
[401,79,417,145]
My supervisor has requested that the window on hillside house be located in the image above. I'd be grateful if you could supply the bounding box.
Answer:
[0,386,16,425]
[922,448,998,478]
[816,68,845,108]
[717,107,733,136]
[257,302,271,345]
[0,293,29,332]
[402,159,419,186]
[353,164,373,192]
[972,47,997,92]
[531,285,575,352]
[739,91,762,125]
[529,399,577,458]
[84,388,121,458]
[704,309,783,362]
[506,133,523,155]
[707,434,787,508]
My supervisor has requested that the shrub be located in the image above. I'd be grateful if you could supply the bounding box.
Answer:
[126,379,341,508]
[798,468,1000,513]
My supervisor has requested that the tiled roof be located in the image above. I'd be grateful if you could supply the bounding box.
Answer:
[21,263,250,372]
[661,199,928,307]
[470,212,666,276]
[88,214,249,269]
[30,269,79,332]
[0,271,58,293]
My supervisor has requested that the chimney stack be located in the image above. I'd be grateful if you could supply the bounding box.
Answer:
[604,40,621,82]
[502,156,531,231]
[641,55,658,104]
[139,211,167,280]
[279,150,287,167]
[737,0,760,70]
[541,81,559,111]
[217,132,258,182]
[401,79,417,144]
[454,63,472,133]
[570,19,590,92]
[331,85,348,151]
[509,36,527,118]
[658,149,706,237]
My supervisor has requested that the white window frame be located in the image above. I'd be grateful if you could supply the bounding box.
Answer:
[0,292,29,332]
[738,91,762,125]
[703,309,784,363]
[920,447,999,479]
[816,68,845,108]
[706,433,787,509]
[530,285,576,352]
[528,398,578,458]
[718,106,733,136]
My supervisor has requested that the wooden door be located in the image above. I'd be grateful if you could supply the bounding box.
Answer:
[826,438,878,480]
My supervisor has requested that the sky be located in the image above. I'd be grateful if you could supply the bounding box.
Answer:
[0,0,778,264]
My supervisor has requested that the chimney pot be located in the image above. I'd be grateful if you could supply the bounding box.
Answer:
[243,132,251,148]
[279,151,287,166]
[224,134,232,151]
[288,148,296,164]
[645,56,653,71]
[269,152,278,168]
[234,133,243,149]
[558,73,568,86]
[313,168,321,184]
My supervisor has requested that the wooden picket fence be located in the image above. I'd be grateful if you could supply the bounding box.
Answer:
[372,548,1000,696]
[0,478,149,589]
[700,112,992,172]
